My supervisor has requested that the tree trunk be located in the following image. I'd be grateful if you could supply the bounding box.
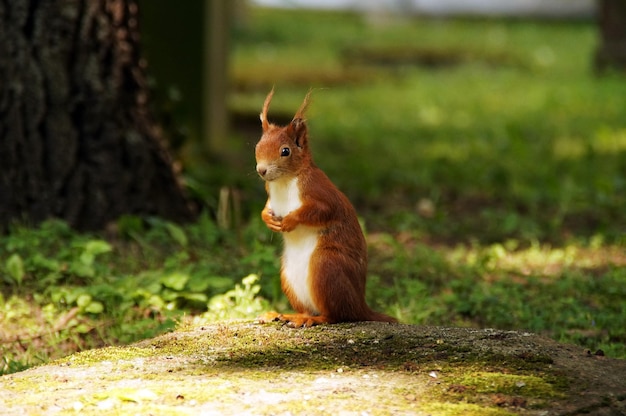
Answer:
[0,0,194,231]
[204,0,231,156]
[595,0,626,72]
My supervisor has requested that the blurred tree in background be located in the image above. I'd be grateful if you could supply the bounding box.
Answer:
[0,0,194,231]
[139,0,234,158]
[595,0,626,72]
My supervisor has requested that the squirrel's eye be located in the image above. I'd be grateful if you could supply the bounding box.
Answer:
[280,147,291,157]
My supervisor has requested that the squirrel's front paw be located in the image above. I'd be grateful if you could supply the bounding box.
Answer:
[265,216,283,232]
[279,215,297,232]
[262,208,283,232]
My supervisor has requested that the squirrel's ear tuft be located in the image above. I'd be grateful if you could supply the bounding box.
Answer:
[260,87,275,131]
[293,89,313,121]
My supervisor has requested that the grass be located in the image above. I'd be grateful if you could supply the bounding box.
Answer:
[230,8,626,243]
[2,7,626,374]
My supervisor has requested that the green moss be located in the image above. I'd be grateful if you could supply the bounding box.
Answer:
[451,371,562,397]
[56,346,154,366]
[423,402,517,416]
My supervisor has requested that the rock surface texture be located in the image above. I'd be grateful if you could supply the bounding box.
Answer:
[1,322,625,415]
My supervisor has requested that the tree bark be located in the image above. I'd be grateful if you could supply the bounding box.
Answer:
[0,0,194,231]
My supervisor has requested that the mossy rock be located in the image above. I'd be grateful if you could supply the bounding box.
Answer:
[1,322,625,415]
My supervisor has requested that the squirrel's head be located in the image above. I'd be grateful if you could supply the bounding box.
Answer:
[255,88,312,182]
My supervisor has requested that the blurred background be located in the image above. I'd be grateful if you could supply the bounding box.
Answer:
[140,0,625,242]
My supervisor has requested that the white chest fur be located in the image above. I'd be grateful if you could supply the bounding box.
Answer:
[267,177,320,315]
[267,177,302,218]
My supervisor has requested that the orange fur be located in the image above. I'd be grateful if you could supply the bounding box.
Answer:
[255,90,397,328]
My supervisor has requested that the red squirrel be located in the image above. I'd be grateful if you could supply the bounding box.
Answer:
[255,89,397,328]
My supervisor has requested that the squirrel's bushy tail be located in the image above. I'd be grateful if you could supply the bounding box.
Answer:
[366,309,398,323]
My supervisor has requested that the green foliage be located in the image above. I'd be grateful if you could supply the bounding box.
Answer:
[200,274,270,322]
[5,254,24,286]
[0,217,280,375]
[371,235,626,358]
[1,215,624,376]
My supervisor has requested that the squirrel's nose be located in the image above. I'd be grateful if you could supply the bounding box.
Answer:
[256,164,268,177]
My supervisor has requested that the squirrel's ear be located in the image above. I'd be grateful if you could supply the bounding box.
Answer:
[289,90,312,148]
[290,118,308,148]
[260,87,274,132]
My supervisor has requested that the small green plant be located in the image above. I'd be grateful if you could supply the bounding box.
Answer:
[4,254,24,287]
[200,274,270,322]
